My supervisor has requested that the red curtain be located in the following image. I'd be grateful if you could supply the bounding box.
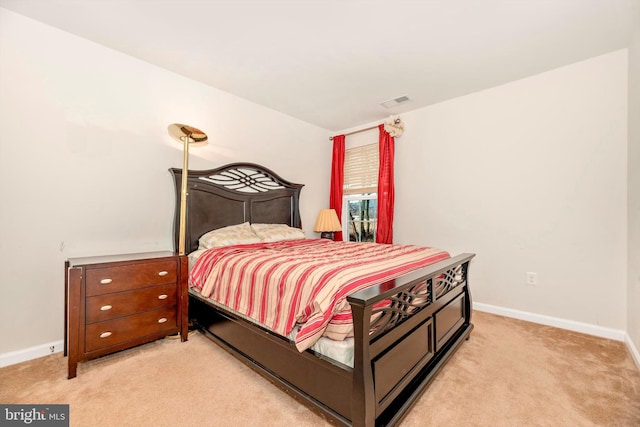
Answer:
[330,135,345,241]
[376,125,395,244]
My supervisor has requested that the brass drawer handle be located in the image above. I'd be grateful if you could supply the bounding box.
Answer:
[158,271,169,277]
[158,318,168,324]
[100,278,113,284]
[99,332,112,338]
[158,294,168,300]
[100,305,113,311]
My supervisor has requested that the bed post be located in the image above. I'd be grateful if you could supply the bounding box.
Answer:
[463,261,473,326]
[350,301,375,427]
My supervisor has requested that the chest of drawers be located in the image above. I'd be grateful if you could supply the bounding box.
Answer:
[65,251,188,379]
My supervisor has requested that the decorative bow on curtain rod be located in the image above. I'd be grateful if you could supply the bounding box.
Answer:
[329,115,404,140]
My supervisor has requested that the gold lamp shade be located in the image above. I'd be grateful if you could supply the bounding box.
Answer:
[168,123,208,146]
[314,209,342,240]
[169,123,208,256]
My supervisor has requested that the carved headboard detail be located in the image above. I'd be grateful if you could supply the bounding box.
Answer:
[169,163,304,255]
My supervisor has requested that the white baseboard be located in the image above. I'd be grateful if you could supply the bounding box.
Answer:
[0,340,64,368]
[626,334,640,372]
[474,303,640,373]
[473,302,627,341]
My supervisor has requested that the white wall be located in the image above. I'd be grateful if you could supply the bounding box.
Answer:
[400,50,628,329]
[0,8,330,355]
[628,13,640,358]
[340,51,628,331]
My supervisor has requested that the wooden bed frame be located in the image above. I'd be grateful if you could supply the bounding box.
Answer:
[170,163,475,427]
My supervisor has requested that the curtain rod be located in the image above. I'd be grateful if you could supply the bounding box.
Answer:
[329,118,400,141]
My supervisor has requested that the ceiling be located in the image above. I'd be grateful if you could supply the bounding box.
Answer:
[1,0,638,131]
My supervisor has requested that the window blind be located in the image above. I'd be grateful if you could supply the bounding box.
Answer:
[344,143,378,195]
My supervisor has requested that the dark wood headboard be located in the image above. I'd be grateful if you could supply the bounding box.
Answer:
[169,163,304,254]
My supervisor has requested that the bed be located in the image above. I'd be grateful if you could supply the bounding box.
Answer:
[170,162,475,427]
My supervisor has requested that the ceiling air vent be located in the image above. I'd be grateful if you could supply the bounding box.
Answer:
[380,95,411,109]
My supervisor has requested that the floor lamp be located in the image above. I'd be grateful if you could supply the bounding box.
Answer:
[168,123,208,256]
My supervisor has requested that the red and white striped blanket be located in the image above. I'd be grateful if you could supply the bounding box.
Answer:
[189,239,449,351]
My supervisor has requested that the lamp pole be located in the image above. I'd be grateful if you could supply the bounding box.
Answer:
[168,124,208,256]
[178,130,191,256]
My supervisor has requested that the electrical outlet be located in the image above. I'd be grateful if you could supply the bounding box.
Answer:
[526,272,537,286]
[50,345,55,353]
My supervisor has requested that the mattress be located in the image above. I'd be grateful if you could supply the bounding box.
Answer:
[189,287,355,367]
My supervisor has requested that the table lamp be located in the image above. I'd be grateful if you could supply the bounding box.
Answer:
[313,209,342,240]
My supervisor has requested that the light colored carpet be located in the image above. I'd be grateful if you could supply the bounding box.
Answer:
[1,311,639,426]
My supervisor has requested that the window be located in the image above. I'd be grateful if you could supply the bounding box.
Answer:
[342,144,378,242]
[344,194,377,242]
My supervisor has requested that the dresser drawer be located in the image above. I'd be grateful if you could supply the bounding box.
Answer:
[85,307,177,352]
[86,260,177,296]
[85,283,177,324]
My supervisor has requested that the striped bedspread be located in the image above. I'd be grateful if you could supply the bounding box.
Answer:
[190,239,449,351]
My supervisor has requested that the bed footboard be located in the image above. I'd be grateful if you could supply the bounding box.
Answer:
[348,253,475,427]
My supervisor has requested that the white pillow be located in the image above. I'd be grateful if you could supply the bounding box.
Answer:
[198,222,261,249]
[251,223,306,242]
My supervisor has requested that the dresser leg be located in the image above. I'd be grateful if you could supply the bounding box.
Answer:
[64,261,69,357]
[68,361,77,379]
[67,267,82,379]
